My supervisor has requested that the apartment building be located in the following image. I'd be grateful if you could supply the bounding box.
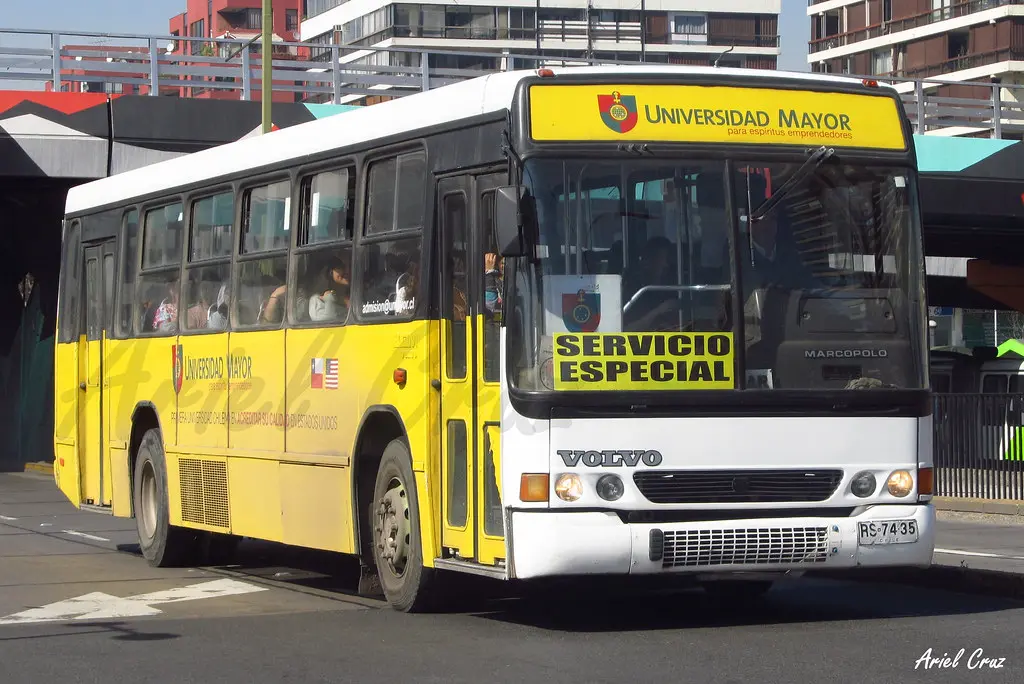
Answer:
[301,0,782,78]
[169,0,303,101]
[808,0,1024,86]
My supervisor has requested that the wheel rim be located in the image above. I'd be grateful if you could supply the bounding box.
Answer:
[374,476,410,579]
[139,461,158,541]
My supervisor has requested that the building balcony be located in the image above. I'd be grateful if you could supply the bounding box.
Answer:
[809,0,1023,54]
[899,47,1024,78]
[360,22,777,49]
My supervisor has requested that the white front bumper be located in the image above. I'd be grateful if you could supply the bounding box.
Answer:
[509,504,935,580]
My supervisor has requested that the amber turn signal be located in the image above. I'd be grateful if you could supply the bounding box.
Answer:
[393,368,407,386]
[520,474,549,502]
[917,467,934,497]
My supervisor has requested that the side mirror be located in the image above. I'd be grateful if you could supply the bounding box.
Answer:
[494,185,529,257]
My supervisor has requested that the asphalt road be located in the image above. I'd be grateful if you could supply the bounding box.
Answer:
[1,471,1022,684]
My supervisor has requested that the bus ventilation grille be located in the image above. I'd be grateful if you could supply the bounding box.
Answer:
[179,458,231,529]
[660,526,830,568]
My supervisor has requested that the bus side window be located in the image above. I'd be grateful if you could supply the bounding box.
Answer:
[136,203,183,335]
[294,166,355,325]
[116,210,139,337]
[57,220,82,344]
[185,191,233,331]
[237,180,290,327]
[480,190,502,383]
[358,150,425,321]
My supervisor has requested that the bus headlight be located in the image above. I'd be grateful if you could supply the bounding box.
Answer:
[886,470,914,497]
[554,473,583,502]
[850,471,876,497]
[596,474,624,501]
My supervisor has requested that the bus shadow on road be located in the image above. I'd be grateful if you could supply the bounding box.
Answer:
[463,576,1024,632]
[115,538,370,600]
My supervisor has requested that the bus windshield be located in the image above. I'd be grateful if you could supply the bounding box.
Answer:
[508,157,927,393]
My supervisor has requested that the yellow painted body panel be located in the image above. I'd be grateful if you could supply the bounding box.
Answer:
[55,320,448,565]
[175,334,228,449]
[110,446,131,517]
[279,463,353,552]
[476,314,504,566]
[226,456,283,540]
[79,336,103,505]
[228,331,284,452]
[53,340,81,507]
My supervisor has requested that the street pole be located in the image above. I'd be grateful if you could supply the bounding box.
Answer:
[262,0,272,134]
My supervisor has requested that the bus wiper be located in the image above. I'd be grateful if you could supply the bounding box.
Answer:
[748,145,835,223]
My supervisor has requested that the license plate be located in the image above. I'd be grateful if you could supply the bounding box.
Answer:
[858,519,918,545]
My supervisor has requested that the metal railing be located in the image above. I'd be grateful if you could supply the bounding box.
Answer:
[3,27,1024,137]
[0,27,640,103]
[934,393,1024,501]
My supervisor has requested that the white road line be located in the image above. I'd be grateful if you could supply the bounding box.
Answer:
[0,578,268,625]
[934,547,1024,561]
[0,515,17,521]
[61,530,110,542]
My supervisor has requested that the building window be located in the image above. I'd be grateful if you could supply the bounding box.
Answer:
[244,8,262,30]
[673,14,705,36]
[287,9,299,32]
[871,48,892,74]
[306,0,347,20]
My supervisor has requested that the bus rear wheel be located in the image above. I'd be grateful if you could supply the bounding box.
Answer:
[369,438,434,612]
[133,428,198,567]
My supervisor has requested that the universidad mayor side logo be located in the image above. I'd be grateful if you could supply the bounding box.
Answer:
[598,91,638,133]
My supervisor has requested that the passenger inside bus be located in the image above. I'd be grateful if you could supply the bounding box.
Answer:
[389,247,419,315]
[484,252,503,316]
[262,283,287,323]
[309,256,351,322]
[208,284,229,329]
[152,280,179,333]
[186,281,212,329]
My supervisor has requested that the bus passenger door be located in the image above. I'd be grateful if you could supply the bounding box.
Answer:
[79,240,116,508]
[438,176,475,561]
[437,172,507,568]
[473,173,506,567]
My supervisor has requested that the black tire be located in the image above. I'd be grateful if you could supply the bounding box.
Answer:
[702,580,774,601]
[133,428,200,567]
[369,438,435,612]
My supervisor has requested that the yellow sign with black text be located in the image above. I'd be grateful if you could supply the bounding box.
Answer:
[528,84,907,150]
[552,332,735,391]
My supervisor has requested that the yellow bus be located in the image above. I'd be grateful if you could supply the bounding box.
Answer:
[54,65,935,613]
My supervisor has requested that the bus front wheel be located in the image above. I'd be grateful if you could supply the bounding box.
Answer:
[133,428,197,568]
[369,438,433,612]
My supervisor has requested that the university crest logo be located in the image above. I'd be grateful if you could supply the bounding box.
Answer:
[172,344,183,395]
[597,91,638,134]
[562,289,601,333]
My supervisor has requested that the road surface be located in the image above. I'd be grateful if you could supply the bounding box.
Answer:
[0,471,1020,683]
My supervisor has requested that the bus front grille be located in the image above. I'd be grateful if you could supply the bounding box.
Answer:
[659,526,831,568]
[633,469,844,504]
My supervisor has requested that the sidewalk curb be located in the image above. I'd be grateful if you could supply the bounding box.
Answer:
[814,565,1024,601]
[23,462,52,476]
[934,497,1024,516]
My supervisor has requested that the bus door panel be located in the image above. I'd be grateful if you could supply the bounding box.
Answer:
[473,173,507,566]
[80,239,116,507]
[438,176,475,560]
[54,220,83,506]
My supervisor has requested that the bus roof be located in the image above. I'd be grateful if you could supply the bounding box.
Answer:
[63,65,888,216]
